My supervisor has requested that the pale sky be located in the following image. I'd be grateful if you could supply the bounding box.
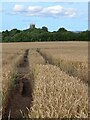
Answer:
[0,1,88,31]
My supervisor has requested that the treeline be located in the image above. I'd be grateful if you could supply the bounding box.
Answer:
[1,27,89,42]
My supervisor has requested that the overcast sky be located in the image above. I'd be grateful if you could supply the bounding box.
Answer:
[0,2,88,31]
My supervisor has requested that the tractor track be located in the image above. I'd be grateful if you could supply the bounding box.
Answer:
[2,49,33,119]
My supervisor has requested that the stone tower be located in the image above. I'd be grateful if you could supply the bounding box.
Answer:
[30,24,35,29]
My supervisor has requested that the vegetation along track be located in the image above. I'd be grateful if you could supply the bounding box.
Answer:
[36,48,53,64]
[2,49,33,119]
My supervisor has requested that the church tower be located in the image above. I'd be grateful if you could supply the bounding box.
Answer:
[30,24,35,29]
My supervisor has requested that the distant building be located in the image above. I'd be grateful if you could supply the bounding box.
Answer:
[30,24,35,29]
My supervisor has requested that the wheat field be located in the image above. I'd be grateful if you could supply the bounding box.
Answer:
[1,42,89,119]
[28,64,88,118]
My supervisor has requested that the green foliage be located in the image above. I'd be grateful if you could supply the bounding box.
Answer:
[42,26,48,32]
[1,27,89,42]
[58,27,67,32]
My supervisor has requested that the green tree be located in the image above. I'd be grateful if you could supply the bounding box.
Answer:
[42,26,48,32]
[58,27,67,32]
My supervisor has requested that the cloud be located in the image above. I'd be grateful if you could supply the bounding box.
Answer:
[41,5,64,17]
[12,4,77,18]
[13,5,25,12]
[64,8,76,17]
[27,6,43,16]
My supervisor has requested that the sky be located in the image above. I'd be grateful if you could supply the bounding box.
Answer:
[0,1,88,32]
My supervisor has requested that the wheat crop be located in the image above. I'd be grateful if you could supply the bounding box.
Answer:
[39,43,88,82]
[29,49,45,71]
[28,64,88,118]
[1,42,88,119]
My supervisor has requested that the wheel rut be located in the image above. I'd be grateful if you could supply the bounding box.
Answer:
[2,49,33,119]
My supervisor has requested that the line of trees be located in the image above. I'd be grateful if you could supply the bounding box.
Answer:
[1,26,89,42]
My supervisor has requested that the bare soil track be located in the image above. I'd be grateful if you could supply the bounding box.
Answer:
[2,49,33,119]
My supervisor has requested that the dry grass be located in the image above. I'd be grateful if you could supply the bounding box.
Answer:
[28,64,88,118]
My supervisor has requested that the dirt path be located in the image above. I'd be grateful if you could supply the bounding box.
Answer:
[2,49,33,119]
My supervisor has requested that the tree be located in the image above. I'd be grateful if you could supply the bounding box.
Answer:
[10,29,21,36]
[58,27,67,32]
[2,27,89,42]
[42,26,48,32]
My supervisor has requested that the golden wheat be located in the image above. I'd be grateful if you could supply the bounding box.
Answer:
[1,42,88,118]
[29,49,45,71]
[39,45,88,82]
[28,64,88,118]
